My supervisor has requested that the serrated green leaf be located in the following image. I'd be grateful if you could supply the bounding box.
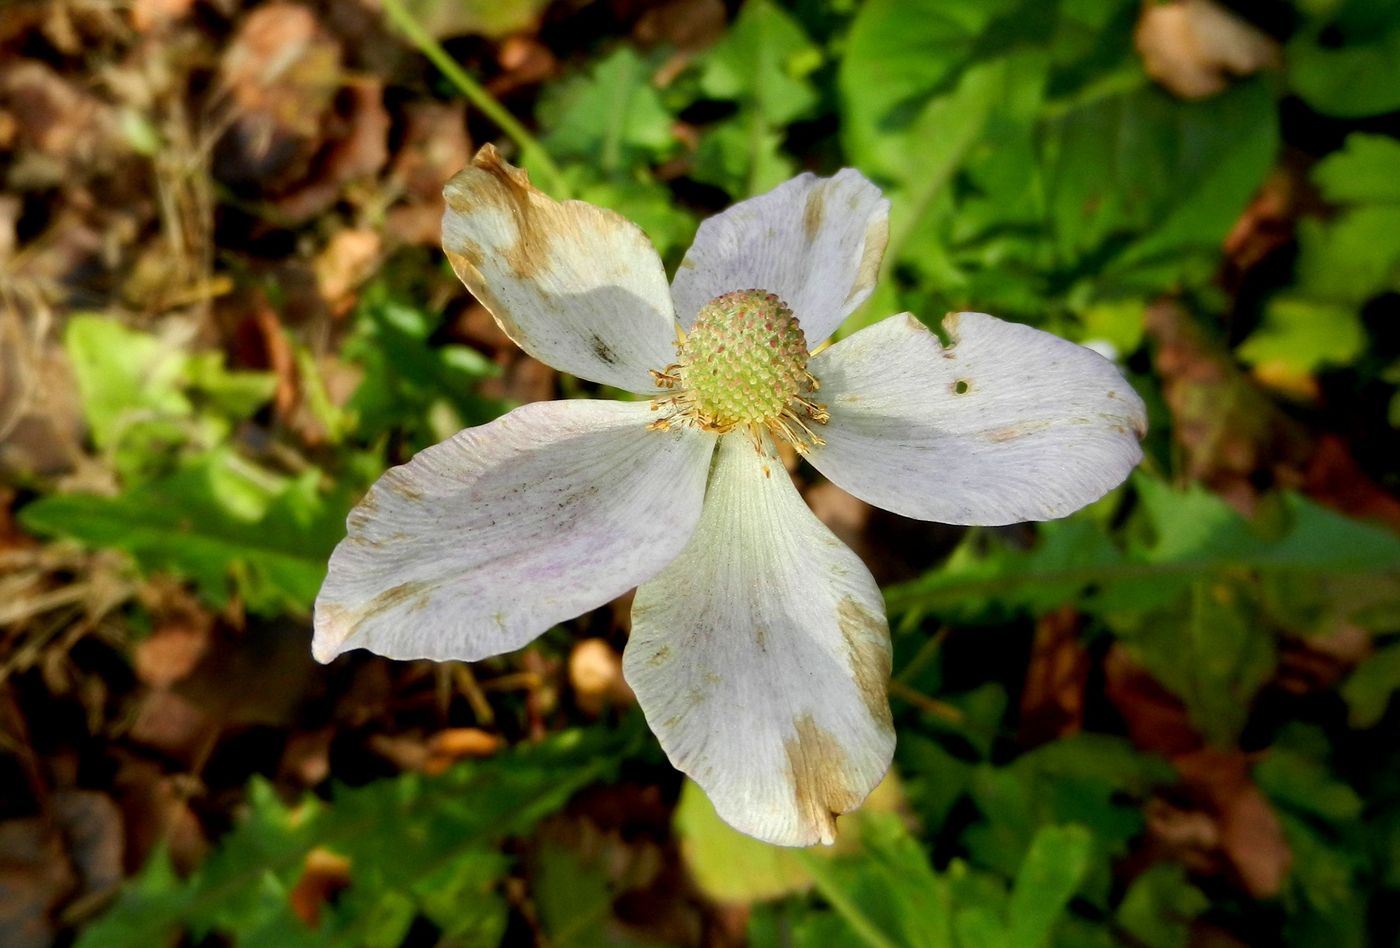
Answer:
[700,0,819,126]
[65,315,191,452]
[344,289,504,450]
[539,47,677,172]
[80,728,630,948]
[19,450,347,614]
[1312,134,1400,205]
[1237,296,1365,375]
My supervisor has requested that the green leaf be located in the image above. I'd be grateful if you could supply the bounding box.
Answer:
[691,117,797,198]
[795,811,955,948]
[65,314,191,452]
[1312,133,1400,205]
[1289,23,1400,118]
[19,450,346,615]
[1109,579,1277,746]
[887,478,1400,620]
[539,47,677,172]
[1237,296,1366,375]
[1004,824,1093,948]
[839,0,1019,182]
[1115,863,1208,948]
[344,289,503,449]
[1256,746,1364,825]
[1294,206,1400,303]
[79,728,630,948]
[674,777,818,903]
[700,0,819,126]
[1341,641,1400,728]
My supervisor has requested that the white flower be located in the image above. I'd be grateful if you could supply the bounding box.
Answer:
[313,145,1147,847]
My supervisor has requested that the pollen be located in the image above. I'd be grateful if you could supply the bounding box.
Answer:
[648,290,830,453]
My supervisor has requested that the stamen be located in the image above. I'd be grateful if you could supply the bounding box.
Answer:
[646,289,831,453]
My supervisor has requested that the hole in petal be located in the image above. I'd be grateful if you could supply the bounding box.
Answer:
[952,379,971,395]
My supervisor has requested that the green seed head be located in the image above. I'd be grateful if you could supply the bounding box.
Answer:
[679,290,810,428]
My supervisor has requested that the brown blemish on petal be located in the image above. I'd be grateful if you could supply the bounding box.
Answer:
[803,186,827,241]
[590,333,619,365]
[784,714,864,844]
[382,469,424,501]
[319,580,436,653]
[845,216,889,303]
[362,580,433,619]
[836,597,893,731]
[646,645,671,667]
[442,143,656,365]
[983,420,1052,443]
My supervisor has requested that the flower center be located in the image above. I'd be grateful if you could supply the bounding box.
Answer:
[648,289,829,453]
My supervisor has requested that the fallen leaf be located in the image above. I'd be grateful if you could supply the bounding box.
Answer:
[315,228,382,317]
[1173,748,1292,898]
[386,100,472,246]
[130,0,194,32]
[214,3,342,193]
[568,639,632,716]
[132,623,210,689]
[1135,0,1279,100]
[0,818,75,948]
[1019,606,1089,746]
[288,848,351,928]
[1145,300,1309,514]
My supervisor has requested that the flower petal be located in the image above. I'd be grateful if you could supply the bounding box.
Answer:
[807,312,1147,525]
[442,145,678,393]
[670,170,889,343]
[623,436,894,847]
[314,400,716,663]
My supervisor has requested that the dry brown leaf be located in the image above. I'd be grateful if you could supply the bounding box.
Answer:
[386,100,472,246]
[1145,300,1309,514]
[1104,644,1203,758]
[1018,606,1089,745]
[112,758,208,873]
[315,228,382,317]
[288,848,352,928]
[128,690,217,763]
[568,639,633,715]
[423,727,503,774]
[488,36,557,98]
[132,623,210,689]
[273,77,390,222]
[1135,0,1279,100]
[130,0,194,32]
[0,818,76,948]
[214,3,341,192]
[1173,748,1292,898]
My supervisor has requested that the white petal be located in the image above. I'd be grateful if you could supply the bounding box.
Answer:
[442,145,678,393]
[670,170,890,343]
[807,312,1147,525]
[623,436,894,847]
[314,400,715,663]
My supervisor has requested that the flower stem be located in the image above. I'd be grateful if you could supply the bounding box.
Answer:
[379,0,571,198]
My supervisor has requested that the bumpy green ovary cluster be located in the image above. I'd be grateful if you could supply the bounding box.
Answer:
[679,290,811,427]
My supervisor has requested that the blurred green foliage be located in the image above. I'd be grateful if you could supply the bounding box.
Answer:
[41,0,1400,944]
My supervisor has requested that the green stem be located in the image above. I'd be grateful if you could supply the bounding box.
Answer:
[791,850,900,948]
[380,0,570,198]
